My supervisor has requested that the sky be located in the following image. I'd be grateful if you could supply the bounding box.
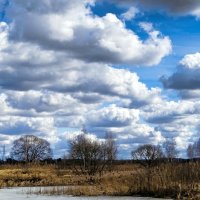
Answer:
[0,0,200,158]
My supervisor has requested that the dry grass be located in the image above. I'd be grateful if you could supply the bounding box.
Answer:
[128,162,200,199]
[0,164,87,187]
[0,161,200,199]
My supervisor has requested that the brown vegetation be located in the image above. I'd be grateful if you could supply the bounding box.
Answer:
[0,161,199,199]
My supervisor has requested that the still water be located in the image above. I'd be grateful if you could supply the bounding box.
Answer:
[0,187,171,200]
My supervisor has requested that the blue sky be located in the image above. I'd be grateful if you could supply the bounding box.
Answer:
[0,0,200,158]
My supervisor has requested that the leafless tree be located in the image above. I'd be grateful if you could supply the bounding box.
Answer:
[132,144,164,167]
[163,138,178,161]
[187,138,200,158]
[187,144,195,159]
[102,132,117,170]
[131,144,164,191]
[69,131,117,175]
[10,135,52,162]
[194,138,200,157]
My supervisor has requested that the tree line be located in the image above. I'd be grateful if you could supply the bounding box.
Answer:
[8,131,117,175]
[6,131,200,175]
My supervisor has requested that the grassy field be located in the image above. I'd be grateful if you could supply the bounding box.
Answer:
[0,161,200,199]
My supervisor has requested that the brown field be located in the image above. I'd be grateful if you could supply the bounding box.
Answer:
[0,161,200,199]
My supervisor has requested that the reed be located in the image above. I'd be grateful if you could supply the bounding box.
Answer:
[0,161,199,199]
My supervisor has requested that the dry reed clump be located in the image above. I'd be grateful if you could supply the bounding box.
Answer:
[26,169,135,197]
[26,177,132,197]
[128,162,200,199]
[0,164,79,187]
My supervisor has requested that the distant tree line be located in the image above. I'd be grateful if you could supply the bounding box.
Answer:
[7,130,117,176]
[131,138,179,167]
[3,131,200,176]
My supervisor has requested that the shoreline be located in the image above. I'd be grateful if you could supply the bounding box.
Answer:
[1,186,172,200]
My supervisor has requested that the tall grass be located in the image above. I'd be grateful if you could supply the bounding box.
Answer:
[0,161,199,199]
[0,163,84,187]
[129,161,200,199]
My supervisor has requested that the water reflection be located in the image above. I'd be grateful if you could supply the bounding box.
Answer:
[0,187,171,200]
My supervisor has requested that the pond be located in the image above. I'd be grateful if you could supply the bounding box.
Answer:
[0,187,171,200]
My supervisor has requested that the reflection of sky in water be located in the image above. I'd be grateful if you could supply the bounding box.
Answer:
[0,187,171,200]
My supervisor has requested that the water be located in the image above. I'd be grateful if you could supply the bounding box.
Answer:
[0,187,170,200]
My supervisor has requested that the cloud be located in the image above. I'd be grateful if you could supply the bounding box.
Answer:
[179,90,200,100]
[109,121,165,158]
[140,96,200,155]
[1,0,197,158]
[180,53,200,69]
[5,90,90,115]
[86,105,139,127]
[108,0,200,17]
[142,100,199,124]
[161,53,200,90]
[0,22,163,107]
[5,0,171,66]
[139,22,154,32]
[0,116,55,136]
[121,6,139,21]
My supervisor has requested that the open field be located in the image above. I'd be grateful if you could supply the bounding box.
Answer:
[0,161,200,199]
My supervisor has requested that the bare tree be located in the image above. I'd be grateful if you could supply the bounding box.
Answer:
[131,144,164,191]
[102,132,117,170]
[69,131,117,175]
[194,138,200,158]
[132,144,164,167]
[163,138,178,161]
[187,144,195,159]
[187,138,200,158]
[10,135,52,162]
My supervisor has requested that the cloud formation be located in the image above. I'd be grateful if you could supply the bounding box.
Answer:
[5,0,171,66]
[109,0,200,17]
[121,6,139,21]
[86,105,139,127]
[0,0,197,158]
[162,53,200,90]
